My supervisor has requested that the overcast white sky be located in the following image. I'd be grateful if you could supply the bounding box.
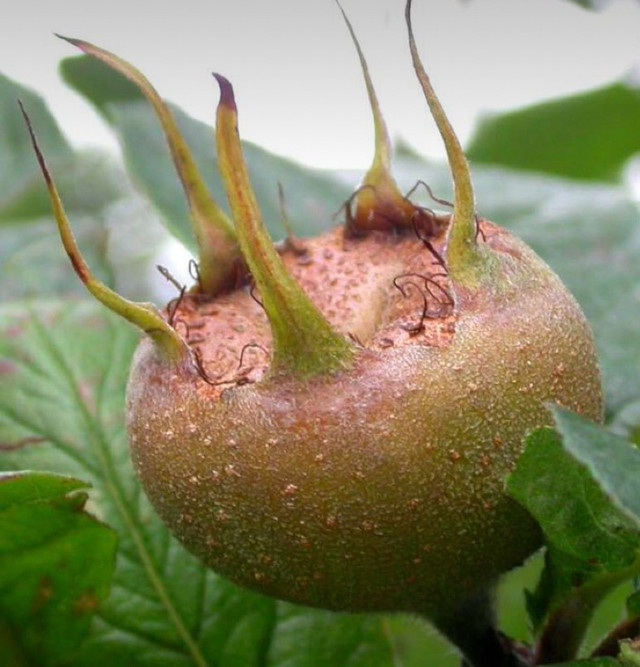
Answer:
[2,0,640,169]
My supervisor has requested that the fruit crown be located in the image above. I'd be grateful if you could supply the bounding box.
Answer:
[22,0,492,377]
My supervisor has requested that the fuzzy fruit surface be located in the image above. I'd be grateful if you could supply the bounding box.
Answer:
[127,217,602,617]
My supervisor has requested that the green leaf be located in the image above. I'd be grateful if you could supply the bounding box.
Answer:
[627,590,640,616]
[507,424,640,659]
[0,469,86,508]
[466,82,640,182]
[0,301,424,665]
[0,470,117,666]
[60,55,351,251]
[508,426,640,591]
[0,207,113,301]
[553,408,640,529]
[547,660,620,666]
[0,72,74,222]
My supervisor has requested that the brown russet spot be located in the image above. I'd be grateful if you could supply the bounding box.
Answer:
[73,591,99,615]
[31,576,54,614]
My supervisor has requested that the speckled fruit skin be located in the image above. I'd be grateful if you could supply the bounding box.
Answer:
[126,217,602,620]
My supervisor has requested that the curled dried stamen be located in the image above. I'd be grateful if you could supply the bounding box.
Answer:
[237,343,270,370]
[188,259,203,293]
[191,349,234,387]
[393,271,454,334]
[157,265,183,292]
[406,180,453,209]
[249,282,264,310]
[334,184,376,231]
[393,277,429,335]
[173,318,191,340]
[167,286,187,327]
[411,214,447,271]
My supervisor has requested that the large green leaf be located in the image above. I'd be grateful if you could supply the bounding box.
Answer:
[508,415,640,661]
[0,69,135,301]
[0,470,116,666]
[553,408,640,528]
[60,55,352,251]
[0,74,121,222]
[0,301,444,665]
[466,82,640,182]
[508,426,640,626]
[0,73,73,221]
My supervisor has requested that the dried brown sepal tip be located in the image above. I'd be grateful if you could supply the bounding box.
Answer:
[337,2,440,239]
[213,74,355,377]
[56,34,242,297]
[19,102,187,363]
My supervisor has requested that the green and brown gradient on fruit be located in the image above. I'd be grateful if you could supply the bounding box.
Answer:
[23,0,602,662]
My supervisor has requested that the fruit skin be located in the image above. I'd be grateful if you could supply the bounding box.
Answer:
[126,218,602,619]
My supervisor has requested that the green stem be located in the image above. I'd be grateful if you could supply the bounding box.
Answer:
[213,74,354,377]
[535,558,640,664]
[431,589,528,667]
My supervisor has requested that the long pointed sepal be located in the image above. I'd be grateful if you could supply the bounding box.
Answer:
[337,2,417,234]
[405,0,491,287]
[213,74,354,377]
[57,35,240,296]
[20,102,187,363]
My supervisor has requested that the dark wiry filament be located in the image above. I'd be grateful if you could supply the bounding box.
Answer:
[156,264,183,291]
[237,342,270,370]
[249,281,264,309]
[393,277,429,334]
[188,259,203,292]
[192,348,236,387]
[405,180,453,209]
[347,332,364,347]
[334,184,375,220]
[167,286,187,327]
[475,214,487,242]
[393,272,453,334]
[405,180,486,243]
[334,184,377,235]
[173,318,190,340]
[398,272,453,307]
[156,264,190,327]
[410,214,447,270]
